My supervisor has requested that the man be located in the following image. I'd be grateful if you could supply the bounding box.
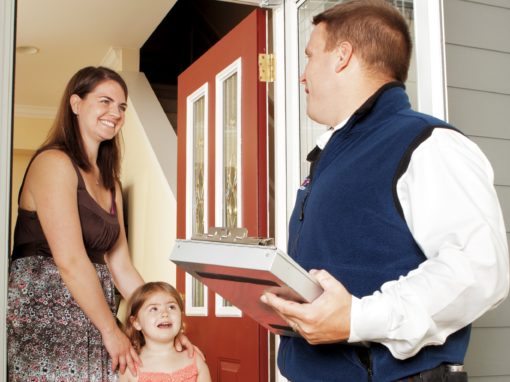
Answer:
[261,1,509,381]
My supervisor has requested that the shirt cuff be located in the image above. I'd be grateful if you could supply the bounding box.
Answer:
[348,294,393,343]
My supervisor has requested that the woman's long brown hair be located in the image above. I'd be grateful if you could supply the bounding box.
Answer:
[40,66,128,190]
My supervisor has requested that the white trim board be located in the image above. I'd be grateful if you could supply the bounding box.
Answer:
[1,0,16,378]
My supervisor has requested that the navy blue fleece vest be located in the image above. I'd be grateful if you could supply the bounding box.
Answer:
[279,84,470,382]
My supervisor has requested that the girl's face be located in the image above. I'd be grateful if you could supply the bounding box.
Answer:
[132,291,183,345]
[70,79,127,145]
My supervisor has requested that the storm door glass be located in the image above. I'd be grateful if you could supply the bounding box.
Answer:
[297,0,416,180]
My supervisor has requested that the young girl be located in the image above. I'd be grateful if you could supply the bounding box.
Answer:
[119,282,211,382]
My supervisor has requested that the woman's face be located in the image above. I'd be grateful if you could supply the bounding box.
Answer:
[71,79,127,145]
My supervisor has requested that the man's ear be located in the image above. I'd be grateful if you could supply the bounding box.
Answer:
[131,316,142,331]
[70,94,81,115]
[335,41,353,73]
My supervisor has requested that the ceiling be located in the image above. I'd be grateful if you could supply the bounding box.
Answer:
[14,0,257,114]
[140,0,255,86]
[14,0,176,110]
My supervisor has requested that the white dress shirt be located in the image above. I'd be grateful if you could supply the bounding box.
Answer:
[316,123,510,360]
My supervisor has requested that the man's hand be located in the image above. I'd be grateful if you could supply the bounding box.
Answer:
[261,269,352,344]
[175,332,206,360]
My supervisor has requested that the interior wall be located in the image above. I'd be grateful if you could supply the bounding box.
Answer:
[119,91,178,302]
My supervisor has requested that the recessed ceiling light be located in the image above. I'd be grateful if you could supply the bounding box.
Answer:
[16,46,39,55]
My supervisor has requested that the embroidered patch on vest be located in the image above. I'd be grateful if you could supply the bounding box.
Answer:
[299,177,311,190]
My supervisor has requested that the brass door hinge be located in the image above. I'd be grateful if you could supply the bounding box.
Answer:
[258,53,275,83]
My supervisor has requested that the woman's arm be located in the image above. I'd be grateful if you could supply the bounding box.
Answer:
[104,181,144,301]
[24,150,139,375]
[106,182,205,360]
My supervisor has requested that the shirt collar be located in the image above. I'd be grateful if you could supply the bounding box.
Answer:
[316,117,350,149]
[314,81,405,149]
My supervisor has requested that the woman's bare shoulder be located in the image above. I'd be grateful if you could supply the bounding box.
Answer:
[32,148,71,166]
[28,149,76,179]
[22,149,78,206]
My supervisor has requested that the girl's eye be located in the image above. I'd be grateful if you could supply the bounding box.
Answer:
[100,99,110,104]
[149,306,158,312]
[169,304,177,310]
[119,105,127,112]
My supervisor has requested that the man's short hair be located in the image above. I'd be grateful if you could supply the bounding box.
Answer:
[313,0,412,82]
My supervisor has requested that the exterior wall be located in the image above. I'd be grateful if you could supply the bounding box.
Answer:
[444,0,510,380]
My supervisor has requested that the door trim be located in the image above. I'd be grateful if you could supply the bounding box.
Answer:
[214,58,243,230]
[1,0,15,375]
[414,0,448,120]
[186,83,210,240]
[185,83,210,317]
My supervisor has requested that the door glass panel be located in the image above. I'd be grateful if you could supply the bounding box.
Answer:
[186,87,208,316]
[215,60,242,317]
[222,73,237,310]
[193,96,206,235]
[297,0,416,180]
[223,73,238,230]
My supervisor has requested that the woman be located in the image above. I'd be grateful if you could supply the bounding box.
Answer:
[7,66,193,381]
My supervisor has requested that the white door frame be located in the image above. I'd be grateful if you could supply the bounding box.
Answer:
[1,0,16,378]
[414,0,448,120]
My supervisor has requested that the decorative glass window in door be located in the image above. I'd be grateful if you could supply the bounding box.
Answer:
[215,59,243,317]
[185,84,209,316]
[297,0,416,181]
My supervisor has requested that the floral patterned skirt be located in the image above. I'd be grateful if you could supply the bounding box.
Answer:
[7,256,117,382]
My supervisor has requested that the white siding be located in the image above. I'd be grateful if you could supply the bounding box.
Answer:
[444,0,510,379]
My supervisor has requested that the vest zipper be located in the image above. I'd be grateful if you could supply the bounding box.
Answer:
[299,192,309,221]
[367,351,373,382]
[356,347,373,382]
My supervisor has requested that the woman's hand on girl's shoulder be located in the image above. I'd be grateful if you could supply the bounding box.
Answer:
[116,367,138,382]
[102,324,142,377]
[175,333,205,361]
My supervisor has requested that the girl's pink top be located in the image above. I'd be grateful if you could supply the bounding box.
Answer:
[138,356,198,382]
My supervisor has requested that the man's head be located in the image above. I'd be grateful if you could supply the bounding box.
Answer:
[313,0,412,83]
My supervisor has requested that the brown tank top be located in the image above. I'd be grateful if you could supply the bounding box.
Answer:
[11,152,120,265]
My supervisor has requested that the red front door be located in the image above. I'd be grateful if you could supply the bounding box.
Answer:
[176,9,269,382]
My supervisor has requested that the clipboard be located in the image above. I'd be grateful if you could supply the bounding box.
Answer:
[170,230,323,337]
